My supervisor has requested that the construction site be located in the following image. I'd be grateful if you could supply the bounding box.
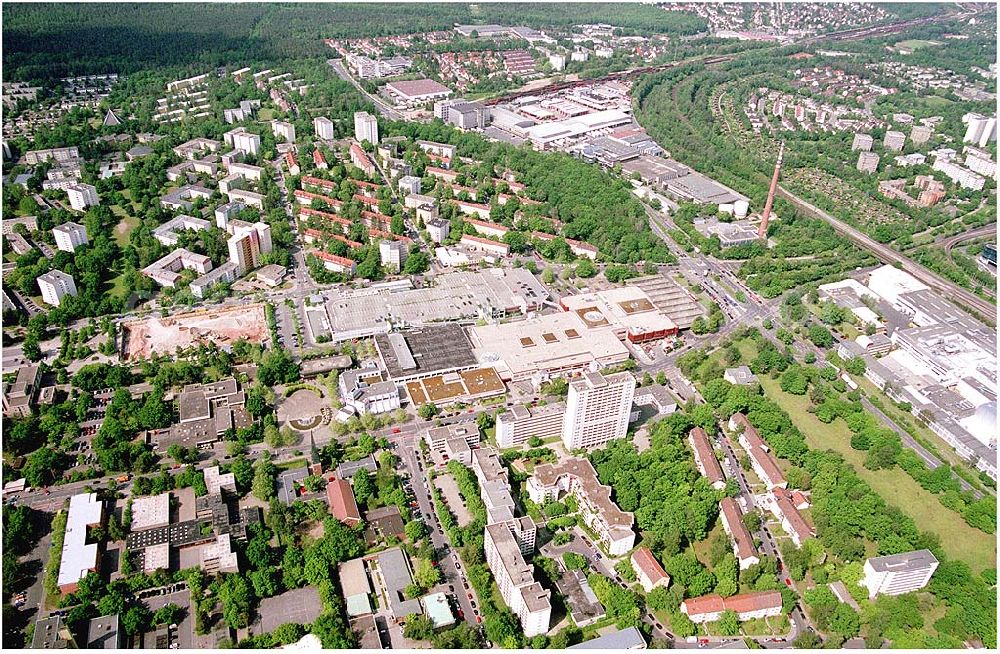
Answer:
[120,304,270,360]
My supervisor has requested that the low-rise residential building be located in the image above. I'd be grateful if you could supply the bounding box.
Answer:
[688,426,726,490]
[631,547,670,593]
[720,497,760,570]
[681,590,783,624]
[768,488,815,548]
[141,248,212,288]
[528,457,635,556]
[729,413,787,490]
[862,549,939,599]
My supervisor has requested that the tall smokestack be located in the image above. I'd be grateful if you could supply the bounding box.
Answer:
[759,141,784,240]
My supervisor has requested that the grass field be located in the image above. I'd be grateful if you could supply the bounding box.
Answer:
[757,374,995,574]
[896,39,940,50]
[111,207,139,246]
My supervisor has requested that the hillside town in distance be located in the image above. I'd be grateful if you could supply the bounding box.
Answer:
[1,2,996,652]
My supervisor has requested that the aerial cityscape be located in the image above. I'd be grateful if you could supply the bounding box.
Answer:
[1,1,997,651]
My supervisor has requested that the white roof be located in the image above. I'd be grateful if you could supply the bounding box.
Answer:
[130,492,171,531]
[57,493,103,588]
[866,265,929,305]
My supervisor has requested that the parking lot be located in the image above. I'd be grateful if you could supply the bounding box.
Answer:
[432,474,473,527]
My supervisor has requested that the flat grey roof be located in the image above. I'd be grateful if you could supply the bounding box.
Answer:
[867,549,938,573]
[374,324,477,381]
[569,626,646,649]
[376,547,423,618]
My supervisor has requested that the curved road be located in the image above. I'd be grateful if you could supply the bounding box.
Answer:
[776,186,997,325]
[940,223,997,256]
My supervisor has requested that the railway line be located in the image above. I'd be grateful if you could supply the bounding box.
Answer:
[482,54,736,106]
[777,185,997,325]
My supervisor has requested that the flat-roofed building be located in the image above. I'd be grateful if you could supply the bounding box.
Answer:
[57,493,104,593]
[142,248,212,288]
[339,557,373,617]
[633,384,678,415]
[354,111,379,145]
[38,269,78,306]
[851,133,874,152]
[376,547,423,620]
[469,312,630,383]
[569,626,646,650]
[688,427,726,490]
[314,116,335,140]
[631,547,670,593]
[528,457,634,556]
[681,590,783,624]
[720,497,760,570]
[484,522,551,637]
[131,492,171,531]
[495,402,565,448]
[560,286,679,344]
[338,366,401,415]
[52,221,88,252]
[382,79,453,107]
[24,146,79,165]
[3,363,40,418]
[556,568,606,627]
[562,371,636,450]
[862,549,939,599]
[152,214,211,247]
[85,613,122,649]
[425,422,481,455]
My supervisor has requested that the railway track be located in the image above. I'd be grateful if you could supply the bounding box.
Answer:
[482,54,735,106]
[777,185,997,324]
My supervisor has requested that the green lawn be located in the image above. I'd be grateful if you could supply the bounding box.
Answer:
[896,39,940,50]
[690,519,725,570]
[757,374,995,574]
[111,208,139,246]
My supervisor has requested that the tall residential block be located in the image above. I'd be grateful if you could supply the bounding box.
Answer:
[378,240,407,273]
[851,133,874,152]
[910,125,932,144]
[66,183,99,211]
[227,222,272,275]
[963,113,997,147]
[857,151,880,174]
[484,523,551,637]
[562,371,635,450]
[883,130,906,152]
[314,116,335,140]
[862,550,939,599]
[37,269,78,306]
[354,111,379,145]
[52,221,89,253]
[271,120,296,143]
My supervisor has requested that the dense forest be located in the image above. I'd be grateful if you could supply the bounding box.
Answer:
[2,2,706,81]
